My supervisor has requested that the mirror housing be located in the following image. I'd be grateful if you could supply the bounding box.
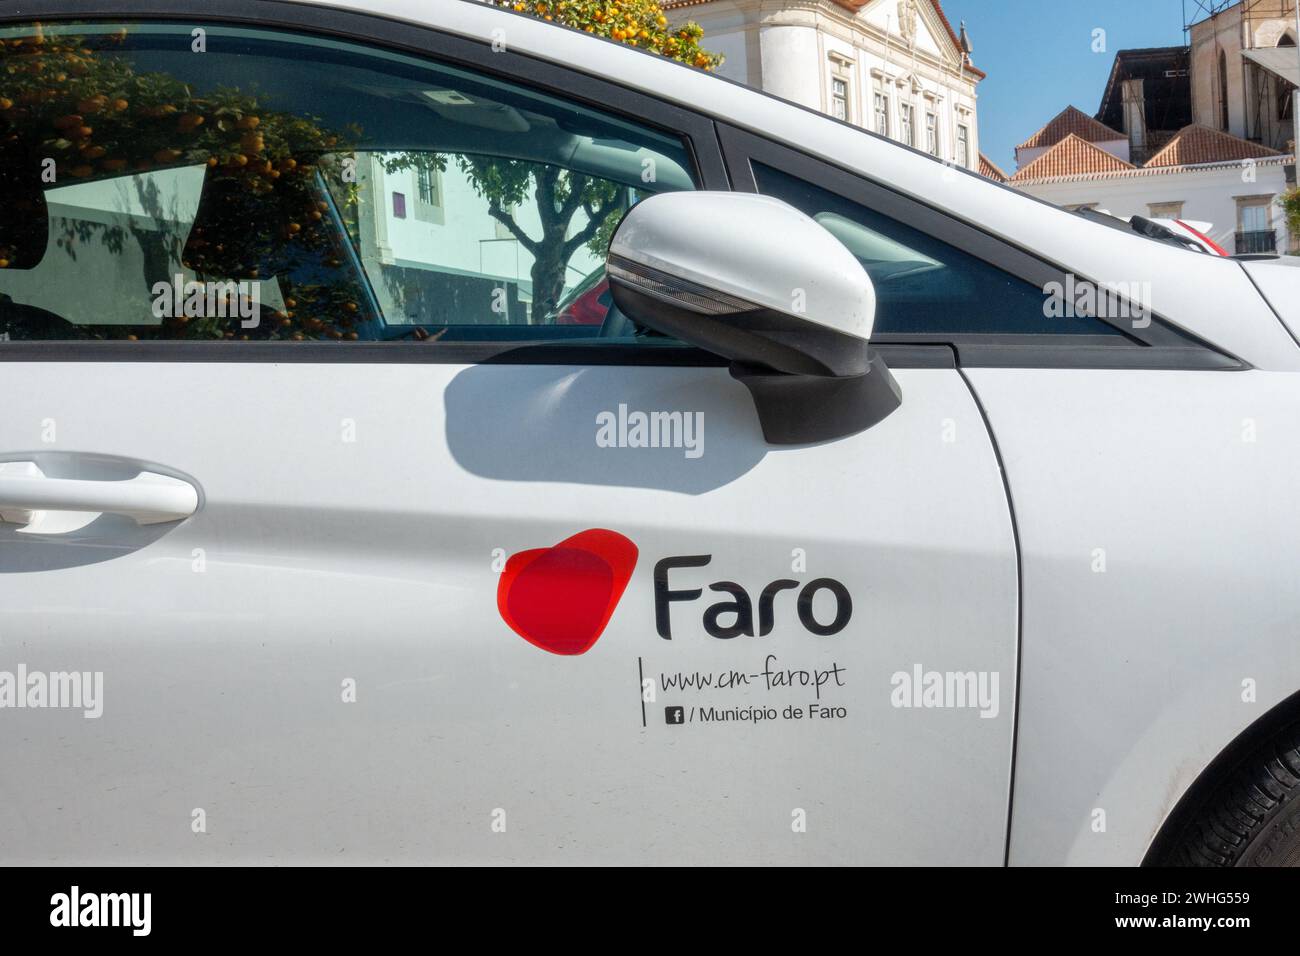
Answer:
[607,192,900,444]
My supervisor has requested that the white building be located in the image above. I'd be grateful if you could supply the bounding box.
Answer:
[1006,0,1298,256]
[665,0,986,170]
[1009,122,1292,255]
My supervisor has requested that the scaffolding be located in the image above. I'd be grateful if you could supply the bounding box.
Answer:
[1182,0,1300,151]
[1184,0,1300,37]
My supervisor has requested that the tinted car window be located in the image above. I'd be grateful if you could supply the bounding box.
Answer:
[0,22,696,344]
[752,162,1124,337]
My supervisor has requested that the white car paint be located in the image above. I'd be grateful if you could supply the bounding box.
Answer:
[608,191,876,338]
[965,367,1300,864]
[1243,256,1300,343]
[1,0,1298,867]
[0,362,1015,864]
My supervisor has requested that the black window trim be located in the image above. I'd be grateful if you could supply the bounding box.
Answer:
[0,0,737,366]
[716,123,1245,371]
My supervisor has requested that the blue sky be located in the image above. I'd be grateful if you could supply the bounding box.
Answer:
[941,0,1194,171]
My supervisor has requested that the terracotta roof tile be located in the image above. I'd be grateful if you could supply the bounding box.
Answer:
[1015,105,1125,150]
[1144,123,1282,167]
[978,152,1010,183]
[1010,133,1135,183]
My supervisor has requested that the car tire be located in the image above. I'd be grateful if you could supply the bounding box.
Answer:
[1159,719,1300,866]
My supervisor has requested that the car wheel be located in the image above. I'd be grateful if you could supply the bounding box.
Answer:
[1159,720,1300,866]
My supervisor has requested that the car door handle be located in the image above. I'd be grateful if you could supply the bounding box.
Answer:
[0,461,198,526]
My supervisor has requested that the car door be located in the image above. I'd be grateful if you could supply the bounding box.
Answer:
[0,8,1016,864]
[716,120,1297,868]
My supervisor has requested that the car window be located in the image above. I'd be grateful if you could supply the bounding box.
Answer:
[751,163,1125,337]
[0,22,696,344]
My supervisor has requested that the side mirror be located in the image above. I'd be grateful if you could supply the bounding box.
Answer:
[607,191,900,444]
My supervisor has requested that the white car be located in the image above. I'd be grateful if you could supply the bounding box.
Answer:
[1,0,1299,868]
[1082,208,1231,257]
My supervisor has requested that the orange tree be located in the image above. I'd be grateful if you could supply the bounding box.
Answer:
[432,0,723,324]
[0,23,365,340]
[493,0,723,70]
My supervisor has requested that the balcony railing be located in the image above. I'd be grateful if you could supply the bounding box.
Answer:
[1235,230,1278,254]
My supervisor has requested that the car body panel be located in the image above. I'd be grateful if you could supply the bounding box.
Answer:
[0,362,1017,864]
[965,367,1300,864]
[1242,257,1300,346]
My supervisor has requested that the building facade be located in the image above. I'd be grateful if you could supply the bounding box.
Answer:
[1005,0,1298,256]
[1190,0,1298,153]
[665,0,985,169]
[1010,125,1292,255]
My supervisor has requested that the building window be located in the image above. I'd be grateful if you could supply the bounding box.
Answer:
[417,167,436,205]
[900,104,915,146]
[1236,197,1276,254]
[925,111,938,156]
[1148,201,1184,220]
[956,124,970,168]
[392,191,406,219]
[831,77,849,121]
[874,92,889,136]
[414,165,445,224]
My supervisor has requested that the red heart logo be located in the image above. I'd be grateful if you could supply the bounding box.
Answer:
[497,529,638,656]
